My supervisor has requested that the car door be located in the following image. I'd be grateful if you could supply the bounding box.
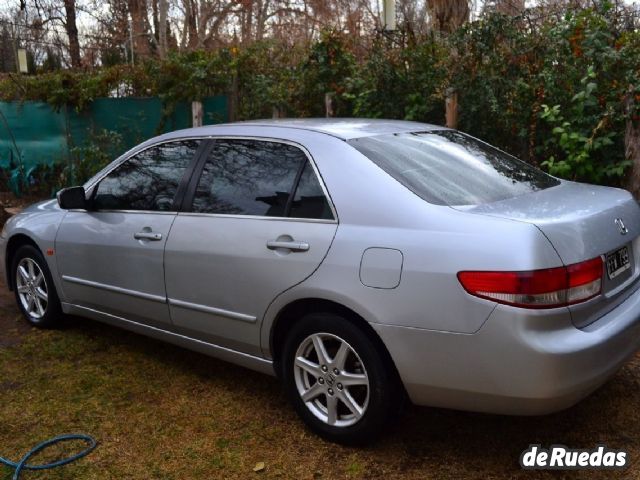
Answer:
[164,138,338,355]
[55,139,203,328]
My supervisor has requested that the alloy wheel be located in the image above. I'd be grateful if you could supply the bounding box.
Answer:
[16,257,48,319]
[293,332,370,427]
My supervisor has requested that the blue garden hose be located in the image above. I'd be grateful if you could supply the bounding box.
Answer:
[0,434,97,480]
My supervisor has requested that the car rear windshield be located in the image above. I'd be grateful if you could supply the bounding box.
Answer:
[348,130,560,206]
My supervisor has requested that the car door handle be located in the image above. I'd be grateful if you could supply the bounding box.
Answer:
[134,232,163,241]
[266,240,309,252]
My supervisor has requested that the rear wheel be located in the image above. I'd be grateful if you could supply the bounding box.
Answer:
[12,245,62,328]
[282,313,397,444]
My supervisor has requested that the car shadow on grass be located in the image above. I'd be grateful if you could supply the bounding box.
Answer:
[9,312,639,478]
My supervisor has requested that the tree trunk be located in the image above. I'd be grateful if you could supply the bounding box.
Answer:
[63,0,81,67]
[151,0,160,44]
[625,86,640,199]
[255,0,267,41]
[242,0,254,44]
[483,0,525,16]
[158,0,168,58]
[428,0,470,33]
[183,0,198,50]
[128,0,152,58]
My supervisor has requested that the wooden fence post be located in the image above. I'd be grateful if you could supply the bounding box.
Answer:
[228,71,239,122]
[192,100,203,127]
[445,88,458,129]
[325,93,335,118]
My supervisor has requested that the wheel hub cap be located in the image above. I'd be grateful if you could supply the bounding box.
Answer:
[324,372,335,386]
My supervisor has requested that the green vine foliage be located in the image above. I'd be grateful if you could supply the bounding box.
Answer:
[0,1,639,188]
[30,129,123,197]
[345,34,447,123]
[236,39,308,119]
[540,68,627,181]
[298,31,357,117]
[448,2,639,184]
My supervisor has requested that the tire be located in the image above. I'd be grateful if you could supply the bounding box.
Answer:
[11,244,62,328]
[282,312,398,444]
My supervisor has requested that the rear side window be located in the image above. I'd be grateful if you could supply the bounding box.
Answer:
[191,139,333,219]
[349,131,559,206]
[290,162,333,220]
[93,140,200,211]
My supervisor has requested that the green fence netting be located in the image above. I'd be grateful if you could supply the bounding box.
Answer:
[0,96,228,195]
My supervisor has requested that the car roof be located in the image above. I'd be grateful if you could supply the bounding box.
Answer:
[163,118,447,141]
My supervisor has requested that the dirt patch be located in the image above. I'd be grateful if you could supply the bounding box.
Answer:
[0,380,21,392]
[0,278,30,348]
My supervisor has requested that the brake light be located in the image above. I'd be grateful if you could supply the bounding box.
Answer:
[457,256,603,309]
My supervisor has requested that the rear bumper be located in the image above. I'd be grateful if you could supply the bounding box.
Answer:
[374,282,640,415]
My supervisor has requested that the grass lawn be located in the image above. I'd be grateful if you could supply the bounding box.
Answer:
[1,278,640,479]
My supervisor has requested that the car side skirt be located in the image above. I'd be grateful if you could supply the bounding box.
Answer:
[62,302,276,376]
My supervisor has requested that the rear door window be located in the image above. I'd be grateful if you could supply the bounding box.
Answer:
[349,131,559,206]
[191,139,334,220]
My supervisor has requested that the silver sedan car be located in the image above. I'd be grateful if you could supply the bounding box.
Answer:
[2,119,640,443]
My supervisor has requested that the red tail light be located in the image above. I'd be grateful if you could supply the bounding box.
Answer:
[457,257,603,309]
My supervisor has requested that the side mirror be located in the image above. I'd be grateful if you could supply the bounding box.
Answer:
[57,186,88,210]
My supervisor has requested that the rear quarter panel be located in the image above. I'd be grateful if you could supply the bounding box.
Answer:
[259,138,565,356]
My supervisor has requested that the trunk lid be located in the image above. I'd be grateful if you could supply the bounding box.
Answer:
[454,181,640,328]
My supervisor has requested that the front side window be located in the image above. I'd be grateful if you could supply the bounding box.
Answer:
[192,139,332,219]
[349,131,560,206]
[93,140,200,211]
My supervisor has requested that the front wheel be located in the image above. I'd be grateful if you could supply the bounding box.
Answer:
[12,245,62,328]
[282,313,398,444]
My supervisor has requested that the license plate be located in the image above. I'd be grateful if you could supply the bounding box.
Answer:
[606,245,630,280]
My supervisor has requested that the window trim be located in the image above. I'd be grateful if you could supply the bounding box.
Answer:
[181,136,338,223]
[85,137,210,214]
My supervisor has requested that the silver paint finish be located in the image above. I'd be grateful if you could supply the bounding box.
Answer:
[2,119,640,417]
[64,302,275,375]
[373,280,640,414]
[461,181,640,328]
[167,298,257,323]
[54,211,175,328]
[359,247,403,289]
[61,275,167,303]
[164,215,337,355]
[462,181,640,265]
[0,199,66,297]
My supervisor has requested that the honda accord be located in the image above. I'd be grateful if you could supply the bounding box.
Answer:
[2,119,639,443]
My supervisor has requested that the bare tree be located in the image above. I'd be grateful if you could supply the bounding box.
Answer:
[62,0,80,66]
[157,0,168,57]
[396,0,429,36]
[482,0,525,16]
[128,0,152,57]
[427,0,470,33]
